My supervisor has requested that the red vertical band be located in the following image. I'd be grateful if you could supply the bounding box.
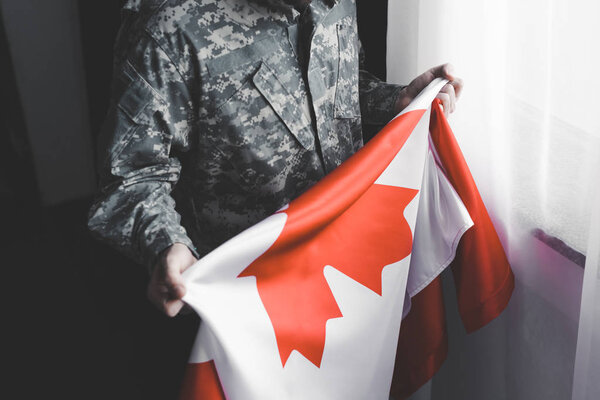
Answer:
[390,276,448,399]
[429,99,514,332]
[179,361,226,400]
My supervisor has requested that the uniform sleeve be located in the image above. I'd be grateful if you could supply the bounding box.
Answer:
[358,41,406,126]
[87,33,199,271]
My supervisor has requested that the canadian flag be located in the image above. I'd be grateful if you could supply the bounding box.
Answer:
[179,79,514,400]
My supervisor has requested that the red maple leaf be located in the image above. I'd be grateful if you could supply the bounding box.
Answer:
[240,184,417,367]
[239,109,425,368]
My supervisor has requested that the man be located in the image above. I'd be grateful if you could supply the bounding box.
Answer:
[88,0,462,320]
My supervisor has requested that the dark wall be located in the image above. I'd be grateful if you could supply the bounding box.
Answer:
[0,0,96,205]
[357,0,388,81]
[78,1,123,141]
[357,0,388,141]
[0,6,40,217]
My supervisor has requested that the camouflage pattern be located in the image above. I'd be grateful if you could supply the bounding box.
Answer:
[88,0,405,271]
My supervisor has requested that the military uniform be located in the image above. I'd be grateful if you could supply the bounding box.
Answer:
[88,0,404,270]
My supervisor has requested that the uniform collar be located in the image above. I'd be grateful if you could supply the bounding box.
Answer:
[303,0,339,27]
[122,0,142,12]
[122,0,339,24]
[122,0,164,13]
[248,0,339,24]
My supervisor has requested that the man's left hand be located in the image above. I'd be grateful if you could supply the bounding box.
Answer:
[394,63,463,117]
[147,243,197,317]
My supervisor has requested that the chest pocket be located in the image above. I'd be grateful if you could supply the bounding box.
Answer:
[205,38,315,151]
[211,60,316,188]
[334,23,361,119]
[252,62,315,150]
[213,60,315,150]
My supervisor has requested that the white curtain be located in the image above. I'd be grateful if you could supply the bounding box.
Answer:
[386,1,600,399]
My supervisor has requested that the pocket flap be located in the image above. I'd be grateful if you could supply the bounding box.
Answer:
[117,60,164,124]
[205,38,280,77]
[252,62,315,150]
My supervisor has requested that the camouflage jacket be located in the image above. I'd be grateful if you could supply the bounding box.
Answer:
[87,0,404,270]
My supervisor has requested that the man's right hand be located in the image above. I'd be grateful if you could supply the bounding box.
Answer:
[147,242,198,317]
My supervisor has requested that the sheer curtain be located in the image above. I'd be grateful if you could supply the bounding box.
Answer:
[387,1,600,399]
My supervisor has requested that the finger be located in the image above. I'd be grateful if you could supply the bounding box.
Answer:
[441,63,455,81]
[450,77,464,99]
[436,92,451,117]
[440,84,456,113]
[147,283,185,317]
[180,257,196,274]
[164,299,185,317]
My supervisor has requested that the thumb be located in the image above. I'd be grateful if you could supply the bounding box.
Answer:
[164,264,187,299]
[405,63,455,99]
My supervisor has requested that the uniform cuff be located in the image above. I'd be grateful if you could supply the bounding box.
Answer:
[142,227,200,273]
[361,83,406,126]
[374,83,406,124]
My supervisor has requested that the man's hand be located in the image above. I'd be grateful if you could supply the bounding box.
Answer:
[147,242,198,317]
[394,63,464,117]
